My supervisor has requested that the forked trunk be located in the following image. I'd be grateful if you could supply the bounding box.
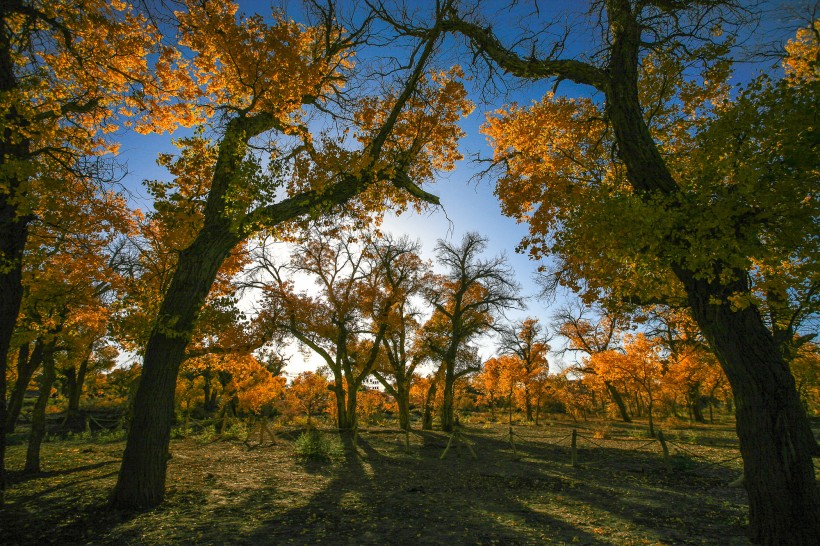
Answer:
[6,340,43,432]
[24,342,57,474]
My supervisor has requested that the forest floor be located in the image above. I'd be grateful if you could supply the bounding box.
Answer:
[0,415,799,545]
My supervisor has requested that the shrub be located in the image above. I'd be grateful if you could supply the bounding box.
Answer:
[294,430,343,461]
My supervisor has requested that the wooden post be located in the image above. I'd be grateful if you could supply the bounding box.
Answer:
[571,429,578,467]
[657,429,670,473]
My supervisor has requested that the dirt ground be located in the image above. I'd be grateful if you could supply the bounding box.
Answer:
[0,418,766,545]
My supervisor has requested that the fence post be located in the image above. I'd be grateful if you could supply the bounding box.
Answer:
[657,429,670,473]
[571,429,578,467]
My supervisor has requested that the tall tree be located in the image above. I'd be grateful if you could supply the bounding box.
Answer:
[367,235,431,431]
[0,0,163,503]
[111,0,472,508]
[423,232,521,432]
[253,229,392,431]
[497,317,551,421]
[440,4,819,541]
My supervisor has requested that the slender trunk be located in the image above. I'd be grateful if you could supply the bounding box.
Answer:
[68,353,90,413]
[680,271,819,544]
[110,227,238,509]
[440,360,456,432]
[524,386,533,422]
[422,381,436,431]
[647,396,655,437]
[6,339,43,432]
[604,381,631,423]
[64,350,91,433]
[332,380,347,430]
[24,341,57,473]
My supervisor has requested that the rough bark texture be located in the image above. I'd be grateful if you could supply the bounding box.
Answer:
[24,340,57,474]
[680,270,819,544]
[110,227,239,509]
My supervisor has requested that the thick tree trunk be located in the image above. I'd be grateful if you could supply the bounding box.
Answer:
[395,382,411,431]
[604,381,631,423]
[343,379,358,431]
[681,271,819,544]
[6,340,43,432]
[24,342,57,473]
[331,381,348,430]
[110,227,238,509]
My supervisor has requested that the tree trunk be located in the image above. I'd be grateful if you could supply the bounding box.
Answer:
[64,350,91,433]
[680,271,819,544]
[343,379,358,431]
[440,361,456,432]
[0,26,34,504]
[422,381,436,431]
[6,339,43,432]
[396,382,411,431]
[110,227,238,509]
[524,386,533,422]
[687,384,706,424]
[24,341,57,473]
[604,381,631,423]
[332,381,348,430]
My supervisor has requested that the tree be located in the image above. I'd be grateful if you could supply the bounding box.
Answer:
[423,233,522,432]
[253,229,391,432]
[442,5,819,541]
[498,317,551,421]
[112,0,472,508]
[555,303,632,422]
[285,371,331,427]
[367,235,431,431]
[0,0,174,501]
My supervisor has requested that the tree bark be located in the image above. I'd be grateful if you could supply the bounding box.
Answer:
[680,270,819,544]
[604,381,631,423]
[440,361,455,432]
[24,339,57,474]
[64,351,91,432]
[6,340,44,432]
[109,227,239,509]
[395,382,411,431]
